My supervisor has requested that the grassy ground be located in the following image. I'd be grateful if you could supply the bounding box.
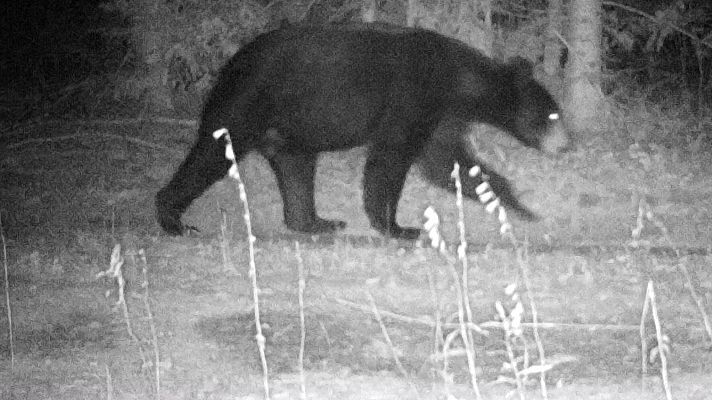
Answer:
[1,117,712,399]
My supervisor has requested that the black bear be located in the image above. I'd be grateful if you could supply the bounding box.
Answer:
[156,23,569,240]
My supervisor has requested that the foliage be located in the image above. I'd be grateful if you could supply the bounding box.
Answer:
[603,1,712,109]
[112,0,561,115]
[0,1,134,121]
[643,1,711,53]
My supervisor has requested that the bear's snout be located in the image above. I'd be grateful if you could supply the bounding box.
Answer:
[541,117,571,154]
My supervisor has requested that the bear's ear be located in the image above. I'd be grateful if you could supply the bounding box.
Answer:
[506,56,534,77]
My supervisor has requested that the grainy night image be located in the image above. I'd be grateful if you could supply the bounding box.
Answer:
[1,1,711,399]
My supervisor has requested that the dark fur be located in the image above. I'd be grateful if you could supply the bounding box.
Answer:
[156,23,569,239]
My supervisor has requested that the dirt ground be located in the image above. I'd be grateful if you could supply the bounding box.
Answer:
[1,120,711,399]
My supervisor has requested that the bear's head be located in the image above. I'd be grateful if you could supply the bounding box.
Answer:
[505,57,570,155]
[452,56,571,155]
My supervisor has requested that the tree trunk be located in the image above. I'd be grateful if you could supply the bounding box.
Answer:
[564,0,606,133]
[543,0,563,77]
[361,0,376,23]
[133,0,172,112]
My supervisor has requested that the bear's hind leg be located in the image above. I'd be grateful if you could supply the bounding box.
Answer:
[156,132,235,235]
[268,152,346,234]
[363,146,421,240]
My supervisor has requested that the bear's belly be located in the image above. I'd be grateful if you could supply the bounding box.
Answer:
[273,93,383,152]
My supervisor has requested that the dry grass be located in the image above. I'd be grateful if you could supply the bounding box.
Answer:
[2,100,712,399]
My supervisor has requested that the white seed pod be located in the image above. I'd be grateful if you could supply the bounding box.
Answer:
[500,222,512,235]
[212,128,229,139]
[228,164,240,179]
[479,190,495,203]
[468,165,481,177]
[476,181,491,195]
[498,207,508,223]
[225,143,236,161]
[485,198,500,214]
[450,162,460,179]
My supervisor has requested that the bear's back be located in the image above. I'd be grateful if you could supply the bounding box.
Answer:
[207,23,500,114]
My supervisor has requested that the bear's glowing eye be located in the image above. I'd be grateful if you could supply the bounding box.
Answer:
[548,113,559,121]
